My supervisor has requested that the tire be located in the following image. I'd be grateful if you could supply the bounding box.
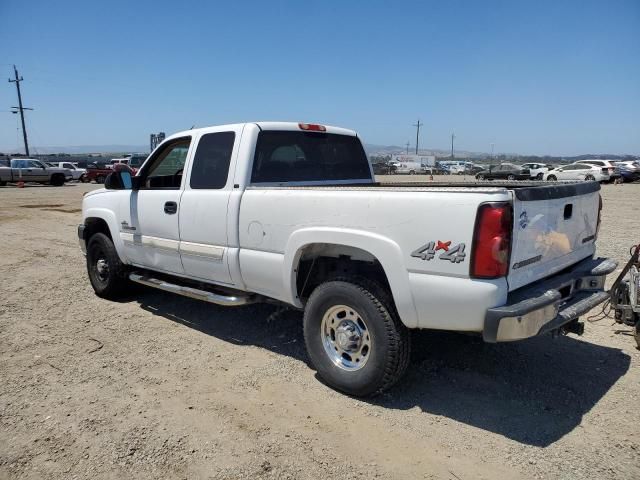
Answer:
[303,277,410,397]
[536,173,543,180]
[86,232,129,299]
[585,175,595,181]
[80,174,88,183]
[547,175,557,182]
[96,175,105,184]
[50,174,65,186]
[507,174,516,181]
[476,174,485,180]
[0,180,6,187]
[409,170,415,175]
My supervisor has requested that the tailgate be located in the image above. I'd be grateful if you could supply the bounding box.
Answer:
[507,182,600,291]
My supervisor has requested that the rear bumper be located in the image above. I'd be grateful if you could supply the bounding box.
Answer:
[483,257,617,342]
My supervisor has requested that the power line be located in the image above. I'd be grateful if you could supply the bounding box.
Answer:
[413,119,423,154]
[8,65,32,156]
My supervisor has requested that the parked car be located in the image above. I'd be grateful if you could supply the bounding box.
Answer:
[521,163,554,180]
[78,121,615,397]
[579,160,621,182]
[613,161,640,183]
[372,162,396,175]
[0,158,71,186]
[53,161,87,182]
[475,163,530,180]
[391,161,426,175]
[543,163,609,182]
[85,165,116,184]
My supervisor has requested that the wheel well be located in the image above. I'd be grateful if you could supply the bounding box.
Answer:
[295,244,391,301]
[84,217,112,242]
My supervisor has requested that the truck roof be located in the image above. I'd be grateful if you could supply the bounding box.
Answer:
[165,122,358,143]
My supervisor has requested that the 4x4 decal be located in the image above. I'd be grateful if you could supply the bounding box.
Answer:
[411,241,466,263]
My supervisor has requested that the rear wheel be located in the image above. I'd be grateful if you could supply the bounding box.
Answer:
[95,174,105,184]
[507,174,516,181]
[0,180,6,187]
[536,173,543,180]
[50,174,65,186]
[547,175,557,181]
[476,174,485,180]
[409,170,416,175]
[303,277,410,397]
[585,174,595,181]
[86,233,129,299]
[80,174,88,183]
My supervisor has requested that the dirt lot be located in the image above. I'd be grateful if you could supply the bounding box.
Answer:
[1,179,639,479]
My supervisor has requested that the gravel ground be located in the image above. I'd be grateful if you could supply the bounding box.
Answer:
[0,179,638,479]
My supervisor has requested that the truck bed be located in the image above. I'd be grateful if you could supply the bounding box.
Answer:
[248,180,599,199]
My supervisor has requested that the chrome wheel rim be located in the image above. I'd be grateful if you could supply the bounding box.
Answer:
[95,257,109,282]
[321,305,371,371]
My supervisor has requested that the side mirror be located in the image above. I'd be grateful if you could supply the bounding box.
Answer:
[104,170,133,190]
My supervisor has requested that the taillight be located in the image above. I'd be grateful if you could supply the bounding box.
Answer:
[596,194,603,239]
[471,203,513,278]
[298,123,326,132]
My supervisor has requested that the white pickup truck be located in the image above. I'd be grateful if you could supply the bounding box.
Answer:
[78,122,616,396]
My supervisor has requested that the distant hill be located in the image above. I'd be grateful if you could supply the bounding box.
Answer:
[3,143,636,163]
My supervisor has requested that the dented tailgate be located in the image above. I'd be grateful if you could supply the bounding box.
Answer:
[507,182,601,291]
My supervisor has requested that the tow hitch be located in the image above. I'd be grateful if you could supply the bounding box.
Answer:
[610,244,640,348]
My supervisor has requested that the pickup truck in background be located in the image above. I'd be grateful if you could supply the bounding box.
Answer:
[0,158,71,186]
[78,122,616,396]
[52,161,87,182]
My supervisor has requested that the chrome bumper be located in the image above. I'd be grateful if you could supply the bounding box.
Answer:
[484,257,617,342]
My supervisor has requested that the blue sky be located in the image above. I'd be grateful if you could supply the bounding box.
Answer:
[1,0,639,155]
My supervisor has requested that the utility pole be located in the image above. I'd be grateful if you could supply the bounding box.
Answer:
[451,132,455,159]
[490,143,495,160]
[405,141,410,154]
[413,119,423,154]
[9,65,31,157]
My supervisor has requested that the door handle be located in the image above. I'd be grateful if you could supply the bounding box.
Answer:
[164,201,177,214]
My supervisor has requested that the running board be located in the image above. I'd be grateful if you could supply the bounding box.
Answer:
[129,273,256,307]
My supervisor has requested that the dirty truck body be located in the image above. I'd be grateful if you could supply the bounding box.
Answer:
[78,122,615,396]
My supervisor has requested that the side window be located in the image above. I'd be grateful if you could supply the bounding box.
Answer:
[63,163,73,169]
[29,160,42,168]
[142,139,190,189]
[190,132,235,189]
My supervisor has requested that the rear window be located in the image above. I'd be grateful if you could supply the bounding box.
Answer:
[251,131,371,183]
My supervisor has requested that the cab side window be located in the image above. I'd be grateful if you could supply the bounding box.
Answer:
[142,139,191,189]
[190,132,235,189]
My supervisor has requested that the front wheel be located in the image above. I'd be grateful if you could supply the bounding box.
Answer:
[476,174,485,180]
[585,174,595,181]
[507,174,516,181]
[536,173,543,180]
[86,232,130,299]
[303,278,410,397]
[547,175,557,181]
